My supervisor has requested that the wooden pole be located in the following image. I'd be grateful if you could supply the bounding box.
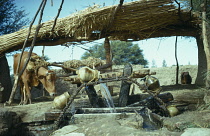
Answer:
[104,37,112,65]
[118,64,133,107]
[85,85,101,108]
[202,0,210,88]
[195,35,207,86]
[42,46,46,96]
[175,36,179,85]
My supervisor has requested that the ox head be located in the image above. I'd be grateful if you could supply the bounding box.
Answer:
[37,67,57,97]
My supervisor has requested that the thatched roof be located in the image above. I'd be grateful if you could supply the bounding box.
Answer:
[0,0,200,54]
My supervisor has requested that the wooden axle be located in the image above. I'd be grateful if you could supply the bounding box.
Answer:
[61,69,156,84]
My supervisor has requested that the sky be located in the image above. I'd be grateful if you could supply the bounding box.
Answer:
[6,0,198,70]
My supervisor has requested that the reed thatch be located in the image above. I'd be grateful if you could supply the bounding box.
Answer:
[0,0,200,54]
[63,57,106,69]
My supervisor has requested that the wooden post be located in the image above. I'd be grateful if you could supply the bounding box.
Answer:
[0,55,12,102]
[85,85,101,108]
[175,36,179,85]
[195,35,207,86]
[202,0,210,88]
[104,37,112,70]
[42,46,46,96]
[118,64,133,107]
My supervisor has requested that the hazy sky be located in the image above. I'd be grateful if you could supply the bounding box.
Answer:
[6,0,198,69]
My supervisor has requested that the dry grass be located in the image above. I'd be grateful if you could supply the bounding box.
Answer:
[63,57,105,69]
[0,0,200,54]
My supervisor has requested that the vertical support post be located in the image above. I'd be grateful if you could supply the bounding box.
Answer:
[202,0,210,88]
[195,35,207,86]
[85,85,101,108]
[42,46,46,96]
[175,36,179,85]
[118,64,133,107]
[0,55,12,103]
[104,37,112,67]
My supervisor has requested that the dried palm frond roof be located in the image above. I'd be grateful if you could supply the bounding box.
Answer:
[0,0,200,54]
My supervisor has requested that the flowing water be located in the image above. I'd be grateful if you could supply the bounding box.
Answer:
[100,83,116,113]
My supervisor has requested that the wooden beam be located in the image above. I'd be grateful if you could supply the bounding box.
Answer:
[45,107,144,121]
[62,69,156,84]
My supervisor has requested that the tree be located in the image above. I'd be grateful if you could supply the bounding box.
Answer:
[0,0,29,102]
[179,0,210,17]
[81,40,148,66]
[162,59,167,67]
[151,59,157,68]
[42,55,50,61]
[0,0,29,35]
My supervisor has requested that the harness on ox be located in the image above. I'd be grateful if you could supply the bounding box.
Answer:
[25,55,50,76]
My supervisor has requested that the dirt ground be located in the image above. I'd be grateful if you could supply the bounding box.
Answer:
[1,65,210,136]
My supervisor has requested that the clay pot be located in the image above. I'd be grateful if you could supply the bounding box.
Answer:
[145,75,160,91]
[53,92,71,109]
[76,66,99,82]
[167,105,179,117]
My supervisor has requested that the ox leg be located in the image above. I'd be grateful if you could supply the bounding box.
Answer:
[23,86,27,104]
[23,81,31,104]
[19,82,25,105]
[28,86,32,104]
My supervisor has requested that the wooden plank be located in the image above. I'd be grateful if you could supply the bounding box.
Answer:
[73,113,137,124]
[45,107,144,121]
[77,107,144,113]
[45,112,62,121]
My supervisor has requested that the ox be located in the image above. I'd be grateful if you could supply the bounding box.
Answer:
[13,52,56,104]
